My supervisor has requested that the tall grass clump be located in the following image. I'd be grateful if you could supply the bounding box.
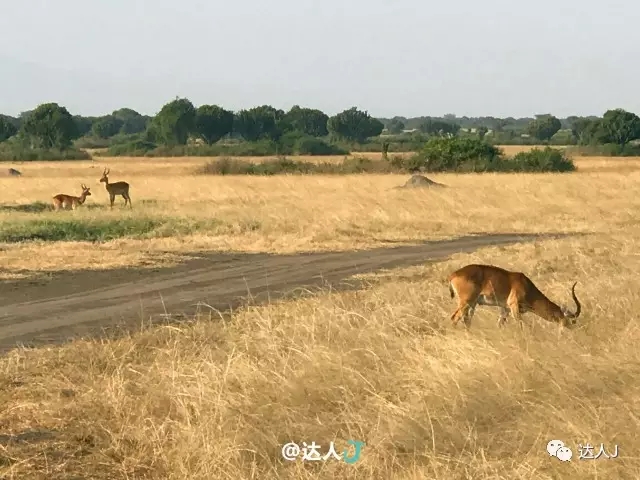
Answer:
[199,156,399,175]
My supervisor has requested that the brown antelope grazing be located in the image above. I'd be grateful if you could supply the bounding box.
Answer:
[52,184,92,211]
[99,168,132,208]
[447,264,581,329]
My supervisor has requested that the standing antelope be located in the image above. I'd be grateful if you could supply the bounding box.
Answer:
[52,184,92,211]
[99,168,132,208]
[447,264,581,329]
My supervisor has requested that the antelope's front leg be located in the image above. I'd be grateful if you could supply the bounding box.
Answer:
[462,303,476,329]
[497,306,509,328]
[507,295,523,330]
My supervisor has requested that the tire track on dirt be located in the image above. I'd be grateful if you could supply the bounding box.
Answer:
[0,233,569,352]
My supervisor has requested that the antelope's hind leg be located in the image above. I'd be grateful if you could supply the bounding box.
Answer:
[451,302,476,329]
[450,305,464,327]
[450,301,472,327]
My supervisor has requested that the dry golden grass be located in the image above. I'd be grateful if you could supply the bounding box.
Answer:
[1,152,407,178]
[1,154,640,478]
[496,144,567,156]
[1,233,639,479]
[1,153,640,280]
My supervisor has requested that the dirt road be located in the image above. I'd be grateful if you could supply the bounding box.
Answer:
[0,233,561,352]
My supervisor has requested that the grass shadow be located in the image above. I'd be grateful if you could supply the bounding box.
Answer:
[0,202,51,213]
[0,429,58,447]
[0,198,158,215]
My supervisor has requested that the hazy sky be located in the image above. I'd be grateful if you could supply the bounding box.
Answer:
[0,0,637,118]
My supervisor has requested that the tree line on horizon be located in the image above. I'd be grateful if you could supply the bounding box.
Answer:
[1,97,640,160]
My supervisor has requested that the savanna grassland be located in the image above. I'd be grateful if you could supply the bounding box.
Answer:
[1,147,640,479]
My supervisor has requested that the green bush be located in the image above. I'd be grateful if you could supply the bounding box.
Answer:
[294,136,348,155]
[74,133,147,150]
[200,156,316,175]
[97,139,283,157]
[103,140,158,156]
[322,156,395,173]
[407,137,503,172]
[198,144,576,176]
[200,156,399,176]
[0,144,91,161]
[73,136,112,149]
[404,138,575,173]
[507,147,576,172]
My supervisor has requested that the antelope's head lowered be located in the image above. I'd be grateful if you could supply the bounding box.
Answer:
[559,282,581,328]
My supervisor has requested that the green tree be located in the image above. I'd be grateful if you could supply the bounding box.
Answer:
[20,102,78,149]
[476,126,488,139]
[599,108,640,146]
[418,118,460,137]
[151,97,196,145]
[0,116,18,142]
[525,115,561,141]
[113,108,149,134]
[386,118,405,134]
[564,115,580,131]
[493,119,508,132]
[571,118,603,144]
[282,105,328,137]
[92,115,124,138]
[234,105,286,142]
[194,105,234,144]
[327,107,384,143]
[73,115,94,137]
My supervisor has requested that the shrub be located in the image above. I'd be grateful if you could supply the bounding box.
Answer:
[199,156,399,176]
[200,156,316,175]
[74,133,147,150]
[73,136,112,149]
[102,140,157,156]
[198,147,575,176]
[0,143,91,161]
[97,139,283,157]
[407,137,503,172]
[294,136,348,155]
[507,147,576,172]
[322,156,395,174]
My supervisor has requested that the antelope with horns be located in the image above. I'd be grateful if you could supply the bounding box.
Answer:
[99,167,132,208]
[447,264,581,329]
[52,184,92,211]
